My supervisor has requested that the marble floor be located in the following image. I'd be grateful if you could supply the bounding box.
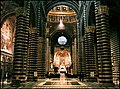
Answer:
[1,78,119,89]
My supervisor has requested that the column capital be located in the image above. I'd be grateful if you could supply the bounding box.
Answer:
[86,26,95,33]
[15,7,25,17]
[98,5,109,15]
[46,27,50,35]
[38,37,43,43]
[29,27,35,34]
[46,27,50,37]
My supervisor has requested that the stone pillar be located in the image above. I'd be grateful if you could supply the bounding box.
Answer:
[72,28,77,74]
[37,2,45,79]
[37,37,45,78]
[27,28,38,81]
[37,37,42,78]
[25,1,30,18]
[74,37,77,74]
[95,5,113,83]
[79,20,86,76]
[83,4,87,28]
[81,37,86,75]
[84,26,96,79]
[0,1,3,25]
[77,22,81,74]
[37,3,41,34]
[82,3,87,77]
[45,38,49,72]
[12,7,29,85]
[110,28,120,84]
[94,1,100,81]
[0,4,3,86]
[45,27,50,73]
[72,42,75,74]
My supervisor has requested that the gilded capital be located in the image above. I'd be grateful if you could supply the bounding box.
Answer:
[46,27,50,37]
[98,5,109,15]
[15,7,25,17]
[86,26,94,33]
[46,27,50,33]
[29,27,35,34]
[38,37,43,43]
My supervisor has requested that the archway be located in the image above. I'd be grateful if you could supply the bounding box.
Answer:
[45,4,78,77]
[53,50,71,73]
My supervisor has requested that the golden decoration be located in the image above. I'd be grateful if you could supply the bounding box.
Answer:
[86,26,94,33]
[98,5,109,15]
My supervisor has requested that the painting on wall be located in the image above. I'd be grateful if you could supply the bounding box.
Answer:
[53,50,71,67]
[1,16,16,55]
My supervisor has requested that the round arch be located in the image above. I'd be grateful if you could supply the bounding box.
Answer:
[1,12,16,25]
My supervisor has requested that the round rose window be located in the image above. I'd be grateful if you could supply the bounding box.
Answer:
[58,36,67,45]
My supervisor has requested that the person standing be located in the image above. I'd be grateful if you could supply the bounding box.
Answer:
[81,72,84,81]
[79,72,84,81]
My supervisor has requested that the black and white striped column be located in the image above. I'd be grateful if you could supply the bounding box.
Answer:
[84,26,96,79]
[25,1,30,18]
[0,1,3,27]
[36,2,45,78]
[12,13,29,84]
[37,37,45,78]
[82,3,87,78]
[110,29,120,84]
[0,1,3,14]
[27,28,38,81]
[37,3,41,33]
[95,5,113,83]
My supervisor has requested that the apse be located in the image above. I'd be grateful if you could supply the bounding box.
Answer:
[53,50,71,69]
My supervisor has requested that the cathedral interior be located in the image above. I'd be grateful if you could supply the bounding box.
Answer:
[0,0,120,89]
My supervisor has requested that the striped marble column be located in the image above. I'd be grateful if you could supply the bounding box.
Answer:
[0,1,3,27]
[37,2,45,78]
[95,5,113,83]
[12,9,29,84]
[84,26,96,78]
[37,3,41,33]
[94,1,100,81]
[25,1,30,18]
[81,37,86,77]
[110,29,120,84]
[82,3,87,77]
[27,28,38,81]
[41,30,46,78]
[0,1,3,15]
[37,37,45,78]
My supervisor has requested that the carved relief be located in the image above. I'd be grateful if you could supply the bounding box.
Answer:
[98,5,109,15]
[86,26,94,33]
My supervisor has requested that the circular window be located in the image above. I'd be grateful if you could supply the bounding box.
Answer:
[58,36,67,45]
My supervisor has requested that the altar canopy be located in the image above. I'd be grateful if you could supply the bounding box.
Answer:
[53,50,71,67]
